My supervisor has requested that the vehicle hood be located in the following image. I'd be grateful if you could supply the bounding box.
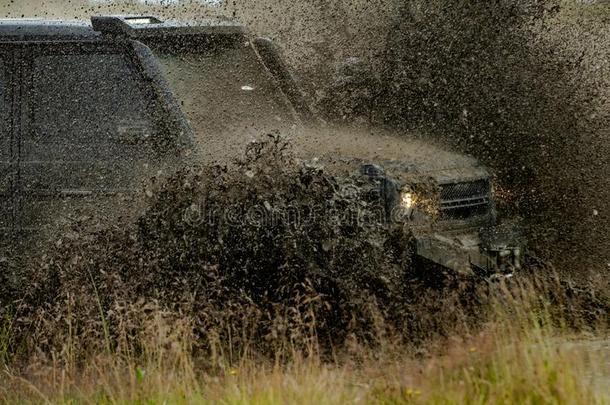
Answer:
[293,127,487,182]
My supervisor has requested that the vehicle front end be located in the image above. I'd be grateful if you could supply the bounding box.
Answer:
[360,161,525,277]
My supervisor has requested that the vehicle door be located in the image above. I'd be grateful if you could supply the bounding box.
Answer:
[0,45,18,241]
[17,40,171,237]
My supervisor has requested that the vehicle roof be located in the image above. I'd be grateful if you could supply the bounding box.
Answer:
[0,19,99,39]
[0,17,244,41]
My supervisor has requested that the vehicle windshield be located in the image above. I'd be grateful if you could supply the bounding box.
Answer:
[148,35,298,162]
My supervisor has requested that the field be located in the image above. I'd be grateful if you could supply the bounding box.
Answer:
[1,280,608,404]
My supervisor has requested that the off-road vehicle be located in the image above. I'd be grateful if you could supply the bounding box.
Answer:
[0,16,523,276]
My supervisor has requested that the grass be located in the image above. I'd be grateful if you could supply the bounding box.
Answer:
[0,287,607,404]
[1,330,606,404]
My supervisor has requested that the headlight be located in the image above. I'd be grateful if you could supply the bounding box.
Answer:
[394,191,416,222]
[401,192,414,210]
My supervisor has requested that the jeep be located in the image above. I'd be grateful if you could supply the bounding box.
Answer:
[0,16,523,275]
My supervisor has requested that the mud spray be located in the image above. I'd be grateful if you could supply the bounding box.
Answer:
[3,0,606,272]
[0,0,608,364]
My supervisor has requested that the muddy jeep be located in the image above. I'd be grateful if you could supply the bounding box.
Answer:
[0,16,523,275]
[0,16,310,248]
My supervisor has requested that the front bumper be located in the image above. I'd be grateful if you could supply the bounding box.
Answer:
[413,224,524,276]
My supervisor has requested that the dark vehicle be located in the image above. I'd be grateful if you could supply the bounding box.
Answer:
[0,16,309,248]
[0,16,523,276]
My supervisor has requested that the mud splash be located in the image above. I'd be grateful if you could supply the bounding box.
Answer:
[1,136,607,365]
[0,136,472,362]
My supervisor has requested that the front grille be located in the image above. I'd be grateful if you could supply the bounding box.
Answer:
[440,179,491,220]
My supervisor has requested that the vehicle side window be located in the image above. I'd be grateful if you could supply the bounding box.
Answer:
[24,51,163,161]
[0,58,12,231]
[0,58,9,162]
[20,47,172,195]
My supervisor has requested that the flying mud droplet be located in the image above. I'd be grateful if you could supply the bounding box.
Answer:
[321,240,332,252]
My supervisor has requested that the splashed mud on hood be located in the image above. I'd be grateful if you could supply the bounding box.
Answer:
[187,124,485,182]
[290,126,482,175]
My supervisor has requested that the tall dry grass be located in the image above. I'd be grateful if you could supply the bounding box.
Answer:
[0,278,607,404]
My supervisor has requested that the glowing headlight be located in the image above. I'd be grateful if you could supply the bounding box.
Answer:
[390,191,416,222]
[401,192,414,210]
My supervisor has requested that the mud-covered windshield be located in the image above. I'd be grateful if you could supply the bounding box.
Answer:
[148,35,297,160]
